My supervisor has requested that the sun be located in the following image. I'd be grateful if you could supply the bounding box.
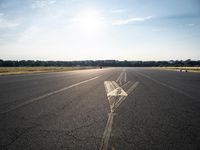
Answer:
[80,13,101,31]
[74,8,105,34]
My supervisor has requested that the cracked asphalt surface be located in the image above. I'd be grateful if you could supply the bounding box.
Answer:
[0,68,200,150]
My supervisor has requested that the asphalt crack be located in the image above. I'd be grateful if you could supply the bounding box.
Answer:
[0,126,35,148]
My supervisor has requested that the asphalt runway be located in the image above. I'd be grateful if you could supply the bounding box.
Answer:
[0,68,200,150]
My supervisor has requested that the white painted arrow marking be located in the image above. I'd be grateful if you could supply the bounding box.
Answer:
[104,81,128,113]
[101,71,139,150]
[107,87,128,97]
[104,81,139,113]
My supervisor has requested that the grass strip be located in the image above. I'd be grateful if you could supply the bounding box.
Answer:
[0,67,96,75]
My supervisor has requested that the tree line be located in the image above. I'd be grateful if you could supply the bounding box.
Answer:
[0,59,199,67]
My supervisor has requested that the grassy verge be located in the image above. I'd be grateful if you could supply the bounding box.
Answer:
[0,67,96,75]
[152,67,200,73]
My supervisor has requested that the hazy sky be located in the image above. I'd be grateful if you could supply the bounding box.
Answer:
[0,0,200,60]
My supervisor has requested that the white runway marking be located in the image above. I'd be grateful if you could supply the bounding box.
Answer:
[104,81,128,112]
[0,76,101,114]
[100,113,116,150]
[114,82,139,111]
[127,81,139,94]
[124,72,127,83]
[104,81,127,97]
[116,71,127,86]
[101,72,139,150]
[116,72,123,84]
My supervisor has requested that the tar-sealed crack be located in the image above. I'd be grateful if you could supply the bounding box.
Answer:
[36,117,106,141]
[0,126,35,148]
[0,117,105,149]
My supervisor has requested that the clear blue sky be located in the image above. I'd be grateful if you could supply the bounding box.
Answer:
[0,0,200,60]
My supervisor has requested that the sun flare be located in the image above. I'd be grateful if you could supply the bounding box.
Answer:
[74,8,105,34]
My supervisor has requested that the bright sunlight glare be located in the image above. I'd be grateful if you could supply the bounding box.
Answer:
[72,8,106,35]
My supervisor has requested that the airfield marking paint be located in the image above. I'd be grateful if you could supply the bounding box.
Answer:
[121,81,130,88]
[114,81,139,111]
[127,81,139,94]
[124,72,127,83]
[104,81,128,112]
[101,71,139,150]
[100,113,116,150]
[0,75,101,114]
[116,71,127,86]
[116,72,123,83]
